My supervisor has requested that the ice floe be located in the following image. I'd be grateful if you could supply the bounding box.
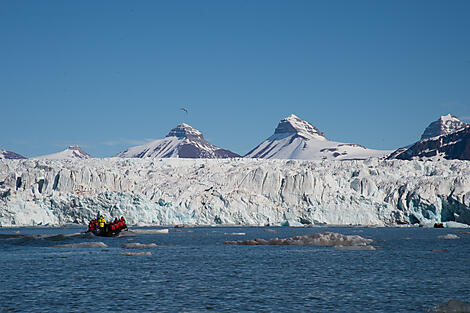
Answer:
[444,221,470,228]
[120,252,152,256]
[119,243,158,249]
[54,242,108,248]
[131,229,169,234]
[438,234,460,239]
[224,232,373,247]
[334,245,376,251]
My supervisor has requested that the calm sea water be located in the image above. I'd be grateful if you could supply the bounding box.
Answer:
[0,226,469,313]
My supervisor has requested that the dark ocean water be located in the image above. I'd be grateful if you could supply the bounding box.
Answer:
[0,226,469,313]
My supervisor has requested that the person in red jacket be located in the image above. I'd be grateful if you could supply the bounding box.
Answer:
[88,220,95,232]
[120,217,127,230]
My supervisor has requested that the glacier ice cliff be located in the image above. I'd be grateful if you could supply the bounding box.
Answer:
[0,158,469,227]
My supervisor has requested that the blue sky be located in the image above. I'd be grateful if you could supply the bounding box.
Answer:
[1,0,469,157]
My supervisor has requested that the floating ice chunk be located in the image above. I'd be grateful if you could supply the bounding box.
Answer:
[134,222,157,227]
[264,229,277,233]
[224,232,246,236]
[438,234,460,239]
[224,232,373,246]
[120,252,152,256]
[432,299,470,312]
[334,245,376,251]
[444,221,470,228]
[279,220,304,227]
[120,243,158,249]
[54,242,108,248]
[131,229,169,234]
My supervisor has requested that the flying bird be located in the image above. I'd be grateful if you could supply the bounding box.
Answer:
[180,108,188,114]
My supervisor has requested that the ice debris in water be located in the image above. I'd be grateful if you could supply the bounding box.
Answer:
[54,242,108,248]
[120,243,158,249]
[120,252,152,256]
[438,234,460,239]
[131,229,169,234]
[334,245,376,251]
[431,299,470,313]
[444,221,470,228]
[224,231,373,247]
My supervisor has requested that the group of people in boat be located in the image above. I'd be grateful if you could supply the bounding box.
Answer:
[87,215,127,236]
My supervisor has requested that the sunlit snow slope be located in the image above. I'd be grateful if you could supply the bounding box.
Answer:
[34,145,92,160]
[116,123,240,158]
[245,115,391,160]
[1,158,469,227]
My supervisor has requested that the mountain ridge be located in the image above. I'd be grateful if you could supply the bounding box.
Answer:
[389,114,470,161]
[34,145,92,160]
[0,149,26,160]
[421,114,468,140]
[117,123,240,159]
[245,114,390,160]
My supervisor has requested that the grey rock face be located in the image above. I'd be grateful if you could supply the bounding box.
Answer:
[273,114,325,139]
[166,123,204,140]
[67,146,92,159]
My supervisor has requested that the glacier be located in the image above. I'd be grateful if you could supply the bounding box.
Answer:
[0,158,469,227]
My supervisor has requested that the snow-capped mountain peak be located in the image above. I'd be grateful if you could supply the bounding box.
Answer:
[274,114,326,140]
[245,114,391,160]
[420,114,468,140]
[34,145,92,160]
[117,123,240,159]
[388,114,470,161]
[166,123,203,140]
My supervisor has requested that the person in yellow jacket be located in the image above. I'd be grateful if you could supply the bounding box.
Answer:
[98,216,106,228]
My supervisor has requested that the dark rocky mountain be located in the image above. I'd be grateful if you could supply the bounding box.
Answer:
[117,123,240,159]
[388,115,470,161]
[420,114,468,140]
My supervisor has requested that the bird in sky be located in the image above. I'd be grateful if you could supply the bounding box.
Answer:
[180,107,188,114]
